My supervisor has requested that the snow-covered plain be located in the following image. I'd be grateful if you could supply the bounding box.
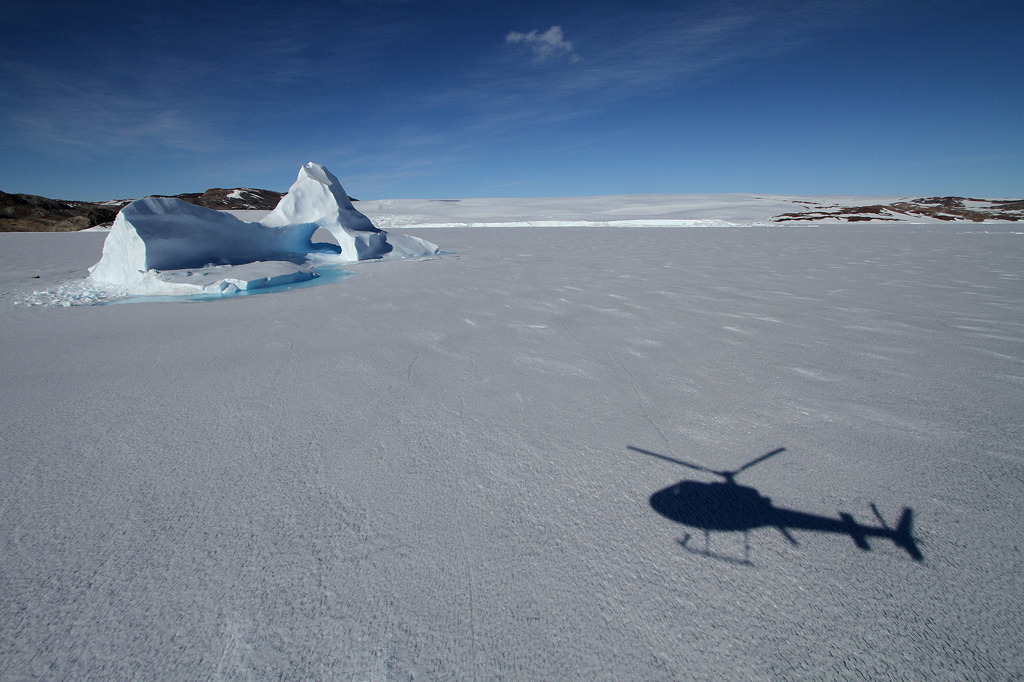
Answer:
[355,193,891,228]
[1,205,1023,678]
[353,193,1017,228]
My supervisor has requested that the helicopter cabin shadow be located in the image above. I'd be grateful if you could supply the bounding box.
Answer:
[630,445,923,566]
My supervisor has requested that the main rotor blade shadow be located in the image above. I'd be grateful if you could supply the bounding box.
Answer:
[735,447,786,475]
[627,445,720,476]
[629,445,786,480]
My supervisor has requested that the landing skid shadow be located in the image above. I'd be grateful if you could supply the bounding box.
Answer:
[678,533,754,567]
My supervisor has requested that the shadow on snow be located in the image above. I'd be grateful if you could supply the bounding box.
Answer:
[630,445,923,566]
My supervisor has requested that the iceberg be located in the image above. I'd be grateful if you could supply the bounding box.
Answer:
[87,162,438,296]
[88,198,321,285]
[261,162,439,261]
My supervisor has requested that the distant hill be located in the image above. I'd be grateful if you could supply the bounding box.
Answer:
[0,191,130,232]
[1,188,1019,232]
[771,196,1024,223]
[149,187,285,212]
[0,187,287,232]
[357,194,1023,228]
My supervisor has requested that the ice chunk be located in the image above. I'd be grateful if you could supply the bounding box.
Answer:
[131,261,319,296]
[261,162,438,261]
[88,197,320,287]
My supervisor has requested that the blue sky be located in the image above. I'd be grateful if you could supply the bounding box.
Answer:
[1,0,1021,200]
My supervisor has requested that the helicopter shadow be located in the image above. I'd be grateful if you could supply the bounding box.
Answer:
[631,446,923,566]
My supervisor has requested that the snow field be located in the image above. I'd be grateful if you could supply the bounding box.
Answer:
[1,222,1022,678]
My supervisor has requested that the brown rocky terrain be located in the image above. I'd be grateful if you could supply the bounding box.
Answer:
[773,196,1023,223]
[149,187,285,212]
[0,187,287,232]
[0,192,131,232]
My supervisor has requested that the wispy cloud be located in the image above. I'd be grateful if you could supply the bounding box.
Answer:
[426,1,885,133]
[3,0,922,199]
[0,62,222,157]
[0,1,426,159]
[333,0,892,196]
[505,26,582,64]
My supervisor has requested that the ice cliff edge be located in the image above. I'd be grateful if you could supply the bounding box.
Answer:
[88,162,438,294]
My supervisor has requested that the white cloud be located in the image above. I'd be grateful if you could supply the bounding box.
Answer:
[505,25,581,63]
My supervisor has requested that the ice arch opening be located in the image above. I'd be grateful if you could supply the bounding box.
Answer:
[311,226,342,254]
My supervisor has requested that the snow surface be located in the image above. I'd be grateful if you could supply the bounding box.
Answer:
[351,194,1022,228]
[355,194,909,228]
[2,219,1022,678]
[89,192,1017,237]
[85,163,438,298]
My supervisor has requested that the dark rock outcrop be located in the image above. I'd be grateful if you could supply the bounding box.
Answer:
[1,186,294,232]
[773,197,1023,223]
[0,191,129,232]
[152,187,285,211]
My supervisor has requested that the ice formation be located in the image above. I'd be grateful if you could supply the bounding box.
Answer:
[87,163,438,296]
[261,162,438,260]
[88,198,320,285]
